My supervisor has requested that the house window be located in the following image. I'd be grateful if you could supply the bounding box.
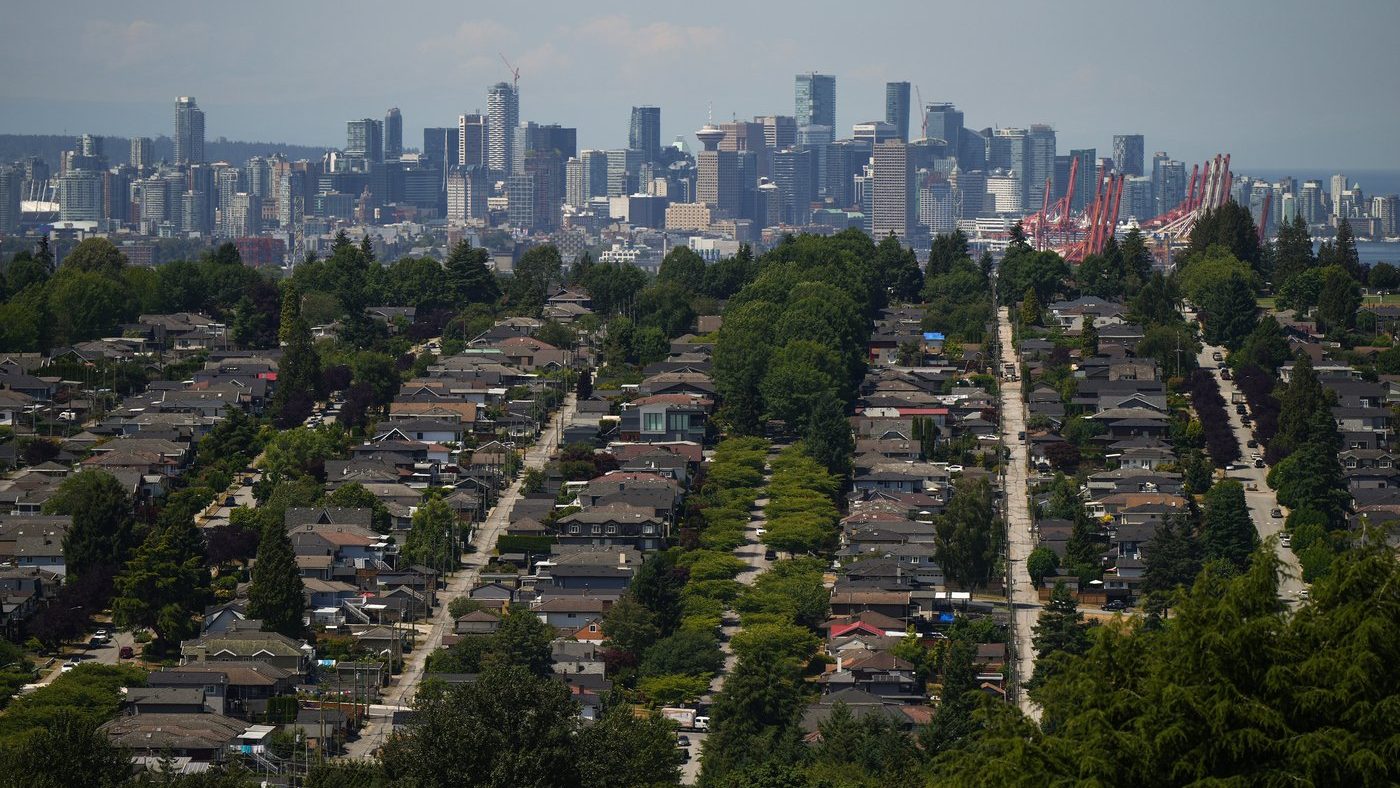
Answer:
[569,525,580,535]
[1346,459,1358,469]
[642,412,664,432]
[592,525,602,535]
[1382,460,1393,469]
[667,413,688,431]
[605,524,617,535]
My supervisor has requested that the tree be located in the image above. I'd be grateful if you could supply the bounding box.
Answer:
[271,316,320,428]
[760,340,842,433]
[111,519,209,649]
[714,300,782,434]
[1234,316,1290,372]
[59,237,127,275]
[1019,288,1042,327]
[1326,217,1364,281]
[1196,269,1258,349]
[1129,271,1181,328]
[246,519,305,639]
[1315,265,1361,332]
[1201,480,1257,572]
[485,606,555,676]
[379,666,579,788]
[323,483,392,534]
[1026,546,1059,587]
[920,636,979,755]
[933,477,1000,590]
[1368,261,1400,291]
[657,246,707,294]
[444,240,500,305]
[802,390,855,478]
[926,229,971,278]
[1187,201,1262,269]
[630,550,686,635]
[1140,512,1203,598]
[48,270,137,344]
[640,629,725,678]
[932,545,1400,786]
[699,651,807,783]
[1029,582,1091,688]
[1272,213,1315,286]
[998,248,1069,306]
[576,366,593,400]
[507,244,562,313]
[874,233,922,301]
[0,711,131,788]
[45,470,136,585]
[1273,352,1337,460]
[577,705,682,788]
[602,594,660,660]
[402,496,456,571]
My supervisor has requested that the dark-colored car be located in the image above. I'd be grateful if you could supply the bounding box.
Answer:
[1246,439,1257,448]
[1103,599,1127,611]
[1254,459,1265,468]
[1235,404,1247,415]
[764,549,777,561]
[119,646,134,659]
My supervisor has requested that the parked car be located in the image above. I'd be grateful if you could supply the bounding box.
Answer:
[94,629,108,640]
[119,646,134,659]
[60,661,79,672]
[1103,599,1127,611]
[1212,351,1223,361]
[764,549,777,561]
[1254,459,1265,468]
[1017,431,1026,441]
[1271,508,1283,518]
[1280,534,1292,548]
[677,736,691,747]
[947,464,964,474]
[1221,368,1232,380]
[1246,439,1258,448]
[1235,404,1247,415]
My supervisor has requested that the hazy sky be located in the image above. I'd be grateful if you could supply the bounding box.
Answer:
[3,0,1398,171]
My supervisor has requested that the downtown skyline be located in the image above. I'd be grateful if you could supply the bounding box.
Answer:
[1,1,1398,171]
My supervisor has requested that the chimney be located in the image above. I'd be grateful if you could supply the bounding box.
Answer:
[618,552,627,566]
[836,656,843,672]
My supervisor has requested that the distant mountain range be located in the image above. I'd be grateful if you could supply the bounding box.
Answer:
[0,134,334,170]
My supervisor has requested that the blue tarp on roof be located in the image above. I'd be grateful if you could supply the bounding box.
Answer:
[923,332,946,341]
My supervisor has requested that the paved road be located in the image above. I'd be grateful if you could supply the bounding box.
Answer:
[1193,343,1307,601]
[995,306,1042,722]
[345,393,578,758]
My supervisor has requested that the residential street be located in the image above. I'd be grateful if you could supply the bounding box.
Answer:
[995,306,1042,722]
[344,393,578,759]
[1193,343,1307,601]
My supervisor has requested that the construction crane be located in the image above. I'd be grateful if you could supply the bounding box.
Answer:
[914,85,927,139]
[1256,191,1273,244]
[499,52,520,91]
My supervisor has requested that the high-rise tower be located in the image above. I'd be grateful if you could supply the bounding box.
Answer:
[174,97,205,166]
[488,82,520,177]
[885,82,910,142]
[629,106,662,164]
[795,73,836,131]
[384,108,403,160]
[1112,134,1144,177]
